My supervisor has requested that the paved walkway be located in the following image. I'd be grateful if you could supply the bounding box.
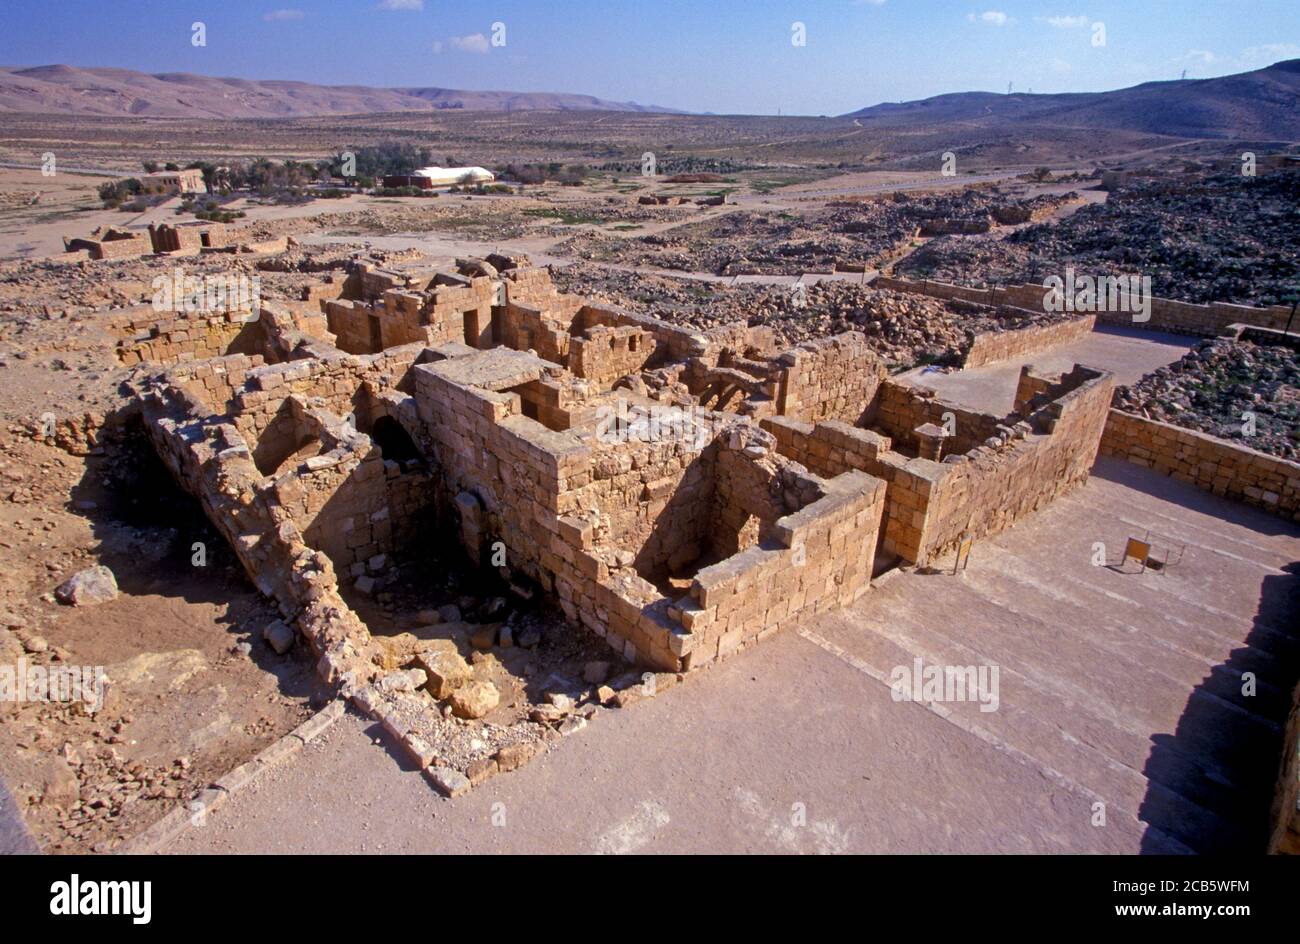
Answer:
[169,459,1300,854]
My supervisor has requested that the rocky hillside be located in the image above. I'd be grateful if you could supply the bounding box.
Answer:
[0,64,684,118]
[844,59,1300,140]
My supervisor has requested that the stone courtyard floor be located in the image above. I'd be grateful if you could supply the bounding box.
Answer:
[898,325,1197,414]
[161,456,1299,854]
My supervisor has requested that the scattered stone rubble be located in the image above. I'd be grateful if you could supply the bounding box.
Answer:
[553,263,1086,368]
[1113,335,1300,460]
[900,171,1300,305]
[561,190,1068,277]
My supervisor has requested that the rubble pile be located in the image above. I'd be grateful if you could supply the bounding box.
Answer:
[561,189,1072,277]
[900,172,1300,305]
[560,204,919,275]
[1114,337,1300,460]
[553,263,1077,368]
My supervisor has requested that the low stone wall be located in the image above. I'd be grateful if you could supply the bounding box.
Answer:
[1100,410,1300,522]
[765,365,1114,565]
[111,307,262,365]
[963,313,1095,368]
[65,231,152,260]
[876,275,1294,338]
[672,466,885,669]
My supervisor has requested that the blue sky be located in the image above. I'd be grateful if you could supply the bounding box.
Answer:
[1,0,1296,115]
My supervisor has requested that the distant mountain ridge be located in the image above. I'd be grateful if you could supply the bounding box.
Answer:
[0,64,687,117]
[843,60,1300,139]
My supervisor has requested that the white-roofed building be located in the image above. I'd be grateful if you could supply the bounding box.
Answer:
[413,166,496,186]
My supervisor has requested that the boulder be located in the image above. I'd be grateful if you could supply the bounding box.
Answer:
[54,566,118,606]
[413,645,472,699]
[263,620,295,655]
[449,680,499,719]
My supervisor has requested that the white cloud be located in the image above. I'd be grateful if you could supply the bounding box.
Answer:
[377,0,423,9]
[262,8,305,21]
[448,33,491,54]
[968,11,1010,26]
[1239,43,1300,66]
[1040,15,1089,28]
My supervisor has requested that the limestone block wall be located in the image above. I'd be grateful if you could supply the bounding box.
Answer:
[231,343,424,447]
[672,467,886,669]
[410,348,886,671]
[156,352,266,415]
[579,303,708,366]
[568,325,657,387]
[876,275,1294,338]
[421,276,496,348]
[66,231,152,260]
[325,275,495,355]
[148,222,229,254]
[963,313,1096,368]
[765,365,1113,565]
[1100,410,1300,522]
[134,379,377,689]
[496,301,573,364]
[111,307,262,365]
[871,380,1003,455]
[775,331,888,424]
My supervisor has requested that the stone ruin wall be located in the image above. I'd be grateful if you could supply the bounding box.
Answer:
[111,299,331,367]
[1101,409,1300,522]
[962,312,1096,368]
[408,345,888,672]
[765,364,1114,565]
[774,331,888,425]
[876,275,1295,338]
[122,263,1112,690]
[133,377,378,691]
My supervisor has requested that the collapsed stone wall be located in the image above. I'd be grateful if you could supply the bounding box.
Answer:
[111,308,264,365]
[876,275,1295,338]
[325,274,496,355]
[1100,409,1300,522]
[112,299,330,367]
[133,377,378,689]
[155,352,266,416]
[65,230,152,260]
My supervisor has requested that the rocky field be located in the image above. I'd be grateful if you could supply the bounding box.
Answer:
[560,187,1072,277]
[1113,336,1300,460]
[899,171,1300,306]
